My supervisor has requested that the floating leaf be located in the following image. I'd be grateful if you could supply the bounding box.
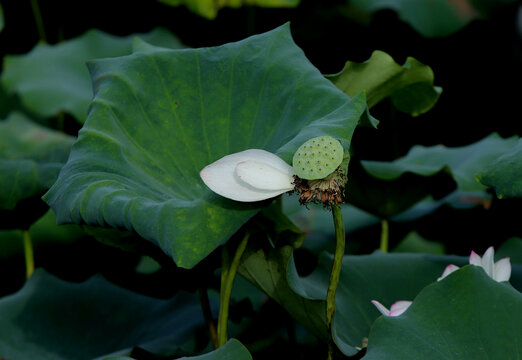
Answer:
[1,28,183,123]
[158,0,300,20]
[364,266,522,359]
[43,24,369,268]
[475,138,522,198]
[349,0,518,38]
[0,269,206,360]
[326,50,441,116]
[361,133,519,192]
[0,112,75,229]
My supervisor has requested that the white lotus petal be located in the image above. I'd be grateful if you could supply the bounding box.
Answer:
[200,149,294,202]
[389,301,412,317]
[494,257,511,282]
[370,300,390,316]
[235,160,294,191]
[437,264,460,281]
[469,250,482,267]
[481,246,495,278]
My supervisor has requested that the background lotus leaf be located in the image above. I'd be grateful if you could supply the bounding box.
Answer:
[1,28,183,123]
[475,138,522,198]
[361,133,519,192]
[364,265,522,359]
[43,24,369,268]
[0,112,75,229]
[326,50,442,116]
[0,269,207,359]
[348,0,518,38]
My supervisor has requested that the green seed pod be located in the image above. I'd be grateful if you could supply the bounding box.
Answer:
[292,136,344,180]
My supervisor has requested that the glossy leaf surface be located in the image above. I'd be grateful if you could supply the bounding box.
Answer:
[1,28,183,123]
[0,270,205,360]
[364,266,522,359]
[327,50,441,116]
[43,24,369,268]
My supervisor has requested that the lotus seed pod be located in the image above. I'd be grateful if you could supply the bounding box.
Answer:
[292,136,344,180]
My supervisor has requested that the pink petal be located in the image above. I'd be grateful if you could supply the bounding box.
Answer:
[494,257,511,282]
[389,301,412,317]
[371,300,390,316]
[469,250,482,266]
[437,264,460,281]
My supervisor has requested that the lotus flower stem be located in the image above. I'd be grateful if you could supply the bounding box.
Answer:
[217,232,250,347]
[326,205,345,360]
[22,230,34,279]
[380,219,389,253]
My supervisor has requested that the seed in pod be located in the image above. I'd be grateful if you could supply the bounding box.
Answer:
[292,136,343,180]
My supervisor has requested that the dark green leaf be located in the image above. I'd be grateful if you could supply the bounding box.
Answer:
[1,28,183,123]
[475,138,522,198]
[157,0,300,19]
[345,160,457,219]
[0,112,75,228]
[43,24,369,268]
[361,133,519,192]
[392,231,445,254]
[326,50,441,116]
[0,3,4,33]
[290,251,466,355]
[0,269,206,360]
[364,266,522,359]
[349,0,518,38]
[177,339,252,360]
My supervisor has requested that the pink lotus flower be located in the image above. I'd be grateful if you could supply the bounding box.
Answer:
[437,246,511,282]
[371,300,412,317]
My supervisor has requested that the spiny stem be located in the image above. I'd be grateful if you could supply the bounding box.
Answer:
[326,205,345,359]
[217,233,250,347]
[22,230,34,279]
[380,219,389,253]
[198,287,218,349]
[30,0,47,43]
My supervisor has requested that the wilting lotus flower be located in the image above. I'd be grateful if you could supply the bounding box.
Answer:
[437,246,511,282]
[371,300,412,317]
[200,149,295,202]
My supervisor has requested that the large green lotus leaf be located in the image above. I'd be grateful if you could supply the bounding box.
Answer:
[361,133,519,193]
[349,0,518,38]
[291,251,469,356]
[0,112,75,229]
[0,269,206,360]
[158,0,299,19]
[326,50,441,116]
[239,227,476,356]
[392,231,445,254]
[1,28,183,123]
[43,24,369,269]
[475,138,522,198]
[364,266,522,359]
